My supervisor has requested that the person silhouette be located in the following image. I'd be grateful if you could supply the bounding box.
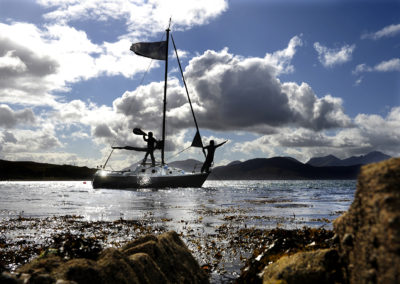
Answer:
[201,140,227,173]
[143,132,156,166]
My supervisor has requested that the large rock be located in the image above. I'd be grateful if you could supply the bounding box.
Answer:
[262,249,342,284]
[333,158,400,283]
[16,231,209,284]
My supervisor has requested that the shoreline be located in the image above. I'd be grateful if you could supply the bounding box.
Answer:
[0,214,333,282]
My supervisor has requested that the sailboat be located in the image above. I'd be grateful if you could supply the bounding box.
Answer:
[92,25,210,189]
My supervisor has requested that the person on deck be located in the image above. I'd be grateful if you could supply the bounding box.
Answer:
[143,132,156,166]
[201,140,227,173]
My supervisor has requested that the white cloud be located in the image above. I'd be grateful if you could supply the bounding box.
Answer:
[362,23,400,40]
[265,35,303,74]
[0,0,228,108]
[37,0,228,37]
[353,58,400,74]
[354,76,363,86]
[113,36,350,138]
[0,21,164,109]
[232,107,400,162]
[374,58,400,72]
[1,128,62,153]
[314,42,355,68]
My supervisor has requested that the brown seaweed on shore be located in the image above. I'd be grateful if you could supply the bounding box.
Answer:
[0,213,334,282]
[0,215,166,272]
[236,227,335,283]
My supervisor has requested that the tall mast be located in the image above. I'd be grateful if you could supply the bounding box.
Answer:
[161,26,170,165]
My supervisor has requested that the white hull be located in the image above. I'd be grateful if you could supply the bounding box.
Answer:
[92,164,209,189]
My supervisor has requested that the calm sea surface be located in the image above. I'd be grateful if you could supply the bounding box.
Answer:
[0,180,356,228]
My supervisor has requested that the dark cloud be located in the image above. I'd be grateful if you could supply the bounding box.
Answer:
[187,49,351,132]
[0,37,59,105]
[113,41,351,135]
[2,131,17,143]
[185,52,292,131]
[0,104,36,128]
[93,123,113,138]
[0,37,58,76]
[37,134,62,150]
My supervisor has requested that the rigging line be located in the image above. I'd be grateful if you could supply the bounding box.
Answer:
[171,34,206,158]
[165,145,192,162]
[102,149,114,169]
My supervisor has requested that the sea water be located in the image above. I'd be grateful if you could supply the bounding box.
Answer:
[0,180,355,228]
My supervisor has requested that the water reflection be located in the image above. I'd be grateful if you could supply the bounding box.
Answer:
[0,180,356,230]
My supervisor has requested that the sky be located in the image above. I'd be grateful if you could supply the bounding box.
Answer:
[0,0,399,169]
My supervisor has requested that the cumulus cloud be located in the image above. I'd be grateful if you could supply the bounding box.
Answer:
[113,36,350,138]
[1,128,62,154]
[2,131,17,143]
[0,32,60,106]
[314,42,355,68]
[353,58,400,74]
[362,23,400,40]
[37,0,228,37]
[232,107,400,162]
[0,104,36,128]
[0,0,230,166]
[0,22,162,107]
[0,0,228,108]
[0,50,27,72]
[93,123,114,138]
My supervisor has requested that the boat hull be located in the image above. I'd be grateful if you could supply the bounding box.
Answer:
[92,171,209,189]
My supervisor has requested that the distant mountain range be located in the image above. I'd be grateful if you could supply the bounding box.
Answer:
[170,151,392,180]
[0,151,392,181]
[209,157,361,180]
[306,151,391,167]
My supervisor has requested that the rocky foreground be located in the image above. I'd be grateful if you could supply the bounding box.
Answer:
[1,158,399,283]
[238,157,400,283]
[3,231,209,284]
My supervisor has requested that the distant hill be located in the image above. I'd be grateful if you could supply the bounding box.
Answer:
[226,160,242,166]
[1,152,381,181]
[0,160,97,181]
[306,155,341,167]
[307,151,391,167]
[209,157,360,180]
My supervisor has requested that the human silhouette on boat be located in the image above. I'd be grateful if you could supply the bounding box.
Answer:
[201,140,227,173]
[111,128,162,167]
[142,131,157,166]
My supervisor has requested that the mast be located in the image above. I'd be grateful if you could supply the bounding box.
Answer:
[161,26,170,165]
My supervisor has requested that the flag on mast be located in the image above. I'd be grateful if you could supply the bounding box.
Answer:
[130,41,167,60]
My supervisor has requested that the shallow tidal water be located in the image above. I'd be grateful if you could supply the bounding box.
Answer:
[0,179,356,282]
